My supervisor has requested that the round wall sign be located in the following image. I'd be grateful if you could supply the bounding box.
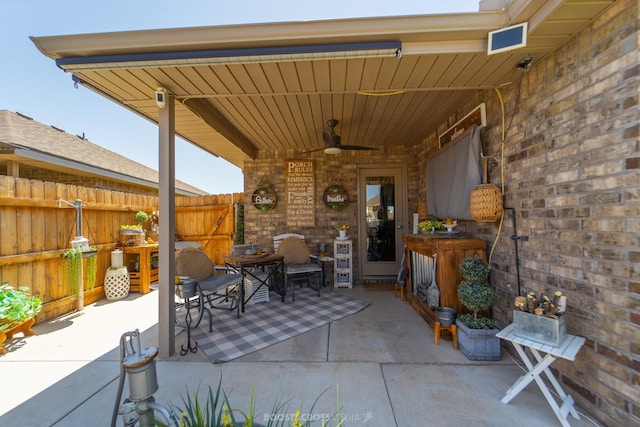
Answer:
[252,187,277,211]
[323,185,348,210]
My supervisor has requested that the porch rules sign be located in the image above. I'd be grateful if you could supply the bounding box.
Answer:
[285,159,315,227]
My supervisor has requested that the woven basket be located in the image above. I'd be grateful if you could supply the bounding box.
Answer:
[470,183,503,222]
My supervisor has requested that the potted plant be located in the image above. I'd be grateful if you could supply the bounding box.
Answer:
[417,220,444,233]
[120,224,146,246]
[336,224,350,239]
[0,284,42,353]
[119,210,147,247]
[135,210,149,225]
[150,253,159,269]
[455,255,501,361]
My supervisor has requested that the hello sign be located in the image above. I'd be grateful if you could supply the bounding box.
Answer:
[323,185,348,210]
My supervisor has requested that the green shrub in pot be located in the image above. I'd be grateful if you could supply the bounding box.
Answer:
[135,210,149,224]
[455,255,500,361]
[0,284,42,331]
[457,255,494,329]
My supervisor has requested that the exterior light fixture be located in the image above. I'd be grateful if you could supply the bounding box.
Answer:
[324,147,342,155]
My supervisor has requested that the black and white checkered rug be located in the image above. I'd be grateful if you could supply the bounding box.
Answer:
[190,287,369,363]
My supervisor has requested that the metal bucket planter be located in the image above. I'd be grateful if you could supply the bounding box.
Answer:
[119,228,145,246]
[513,310,567,347]
[435,307,456,327]
[455,319,501,361]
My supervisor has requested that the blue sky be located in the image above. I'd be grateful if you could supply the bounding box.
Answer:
[1,0,478,194]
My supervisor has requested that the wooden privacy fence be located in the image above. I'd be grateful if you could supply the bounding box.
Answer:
[0,176,243,323]
[175,192,243,264]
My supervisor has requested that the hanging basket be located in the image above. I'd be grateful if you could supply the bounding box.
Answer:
[470,184,503,222]
[470,155,503,222]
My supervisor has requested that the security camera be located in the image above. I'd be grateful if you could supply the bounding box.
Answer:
[155,88,167,108]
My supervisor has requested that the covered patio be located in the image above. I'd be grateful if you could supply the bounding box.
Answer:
[25,0,639,426]
[29,0,615,351]
[0,286,600,426]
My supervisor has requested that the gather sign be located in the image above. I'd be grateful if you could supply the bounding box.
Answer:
[285,159,315,227]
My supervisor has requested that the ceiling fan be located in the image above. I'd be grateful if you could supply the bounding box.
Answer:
[308,119,378,154]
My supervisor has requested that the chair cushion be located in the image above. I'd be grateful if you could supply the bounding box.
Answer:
[175,246,215,281]
[199,273,243,293]
[285,263,322,274]
[276,237,310,264]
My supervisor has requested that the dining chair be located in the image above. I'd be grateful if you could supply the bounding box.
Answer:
[174,246,243,319]
[273,234,323,300]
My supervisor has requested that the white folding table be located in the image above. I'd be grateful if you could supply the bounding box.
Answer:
[496,323,585,427]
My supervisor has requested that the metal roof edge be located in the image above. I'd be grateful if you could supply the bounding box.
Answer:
[30,11,507,59]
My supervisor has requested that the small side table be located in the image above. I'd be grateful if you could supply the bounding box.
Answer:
[496,323,585,427]
[104,267,130,300]
[310,255,334,290]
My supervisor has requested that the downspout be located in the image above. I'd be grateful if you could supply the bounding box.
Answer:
[504,207,528,296]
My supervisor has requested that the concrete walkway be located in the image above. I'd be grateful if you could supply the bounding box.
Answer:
[0,285,599,426]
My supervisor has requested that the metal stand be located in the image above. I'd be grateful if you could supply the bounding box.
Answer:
[175,279,211,356]
[111,330,178,427]
[180,303,197,355]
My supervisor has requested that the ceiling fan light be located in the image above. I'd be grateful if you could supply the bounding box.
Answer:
[324,147,342,155]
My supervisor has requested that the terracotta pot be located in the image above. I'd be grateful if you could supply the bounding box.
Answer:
[0,317,35,354]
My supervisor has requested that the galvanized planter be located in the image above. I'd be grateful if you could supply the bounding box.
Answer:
[455,319,501,361]
[436,307,456,327]
[513,310,567,347]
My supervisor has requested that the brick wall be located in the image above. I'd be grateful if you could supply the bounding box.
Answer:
[241,1,638,424]
[427,1,638,425]
[242,146,417,282]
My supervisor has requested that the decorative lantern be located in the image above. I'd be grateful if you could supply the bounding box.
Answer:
[470,157,503,222]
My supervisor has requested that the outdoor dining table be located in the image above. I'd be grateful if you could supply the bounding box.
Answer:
[224,253,285,313]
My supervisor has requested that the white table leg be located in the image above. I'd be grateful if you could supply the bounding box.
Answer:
[530,348,581,421]
[503,343,579,427]
[501,342,555,404]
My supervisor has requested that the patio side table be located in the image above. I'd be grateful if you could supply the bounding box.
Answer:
[104,267,130,300]
[224,253,285,313]
[310,254,334,291]
[496,323,585,427]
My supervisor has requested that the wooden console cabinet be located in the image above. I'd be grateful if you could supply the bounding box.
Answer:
[121,244,159,294]
[403,234,486,328]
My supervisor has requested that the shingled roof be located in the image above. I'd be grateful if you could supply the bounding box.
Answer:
[0,110,206,196]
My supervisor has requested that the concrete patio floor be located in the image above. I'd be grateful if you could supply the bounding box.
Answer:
[0,284,600,426]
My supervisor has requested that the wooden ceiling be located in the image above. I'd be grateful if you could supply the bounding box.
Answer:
[31,0,614,169]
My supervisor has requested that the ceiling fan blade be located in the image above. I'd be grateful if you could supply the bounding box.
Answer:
[322,128,337,146]
[316,118,377,153]
[303,146,330,153]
